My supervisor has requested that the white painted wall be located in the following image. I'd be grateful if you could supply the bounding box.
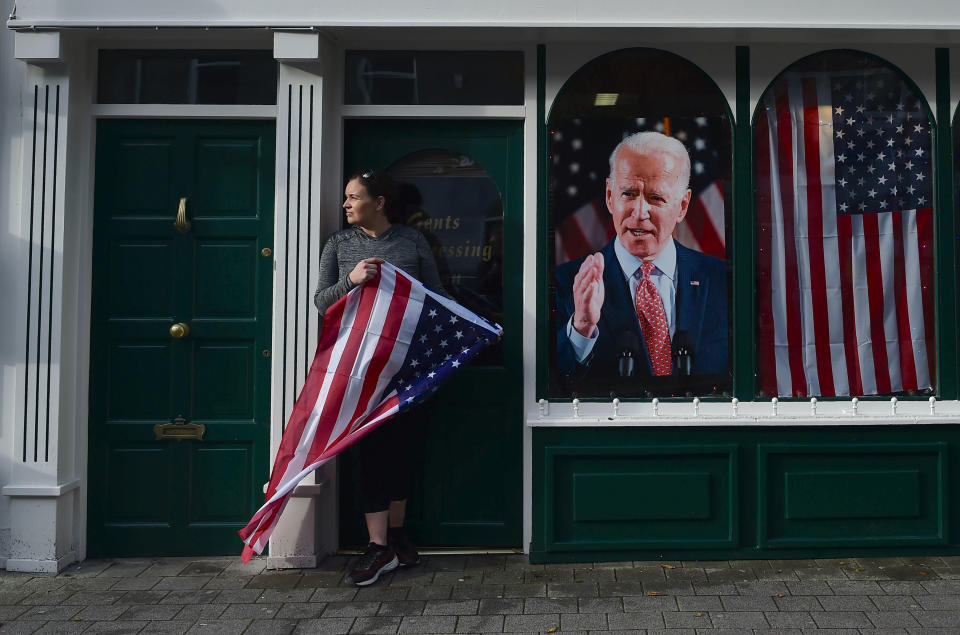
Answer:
[9,0,960,29]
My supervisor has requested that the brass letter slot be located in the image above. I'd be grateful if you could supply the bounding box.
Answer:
[154,418,205,441]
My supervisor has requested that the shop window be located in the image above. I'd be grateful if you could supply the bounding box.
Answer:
[345,51,523,105]
[755,50,935,398]
[546,48,733,399]
[97,50,277,105]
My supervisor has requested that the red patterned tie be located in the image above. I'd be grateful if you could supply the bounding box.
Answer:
[635,261,672,376]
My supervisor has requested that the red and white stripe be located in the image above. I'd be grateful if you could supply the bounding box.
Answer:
[756,75,934,398]
[239,263,499,561]
[555,200,615,264]
[675,181,726,260]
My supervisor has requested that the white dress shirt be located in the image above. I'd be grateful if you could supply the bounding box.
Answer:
[566,238,678,363]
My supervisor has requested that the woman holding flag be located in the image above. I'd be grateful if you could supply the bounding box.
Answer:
[314,169,448,586]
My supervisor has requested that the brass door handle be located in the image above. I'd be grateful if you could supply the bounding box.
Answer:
[174,197,191,233]
[169,322,190,339]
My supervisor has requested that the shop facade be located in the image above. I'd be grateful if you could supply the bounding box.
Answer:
[2,0,960,573]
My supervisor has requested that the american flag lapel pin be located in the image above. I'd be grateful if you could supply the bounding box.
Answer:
[690,280,700,286]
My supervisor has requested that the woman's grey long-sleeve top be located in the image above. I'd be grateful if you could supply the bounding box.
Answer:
[313,224,449,314]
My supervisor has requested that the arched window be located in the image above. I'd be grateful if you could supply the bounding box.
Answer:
[754,50,935,398]
[547,48,732,398]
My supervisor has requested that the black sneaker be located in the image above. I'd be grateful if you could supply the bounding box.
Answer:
[388,528,421,568]
[347,542,398,586]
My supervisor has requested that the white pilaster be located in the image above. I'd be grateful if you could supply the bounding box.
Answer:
[267,34,339,568]
[3,41,79,572]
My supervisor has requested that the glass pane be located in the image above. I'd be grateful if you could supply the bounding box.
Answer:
[755,50,935,398]
[547,48,733,399]
[345,51,523,105]
[98,50,277,105]
[389,150,504,365]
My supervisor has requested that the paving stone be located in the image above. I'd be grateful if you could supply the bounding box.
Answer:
[763,610,817,629]
[0,606,30,620]
[449,584,504,600]
[433,572,473,585]
[773,595,823,611]
[561,612,606,630]
[138,620,194,634]
[311,588,359,602]
[877,581,928,595]
[523,597,578,614]
[707,611,769,628]
[258,588,315,603]
[477,598,523,615]
[0,622,48,635]
[154,577,211,591]
[109,577,161,591]
[480,569,524,585]
[31,622,90,634]
[598,581,644,597]
[817,595,877,611]
[323,601,382,618]
[72,605,128,621]
[244,619,297,634]
[82,622,149,634]
[785,581,834,595]
[920,580,960,594]
[99,562,151,578]
[794,567,848,581]
[350,615,403,633]
[138,563,191,577]
[375,600,425,617]
[246,574,302,589]
[275,602,329,619]
[577,597,623,613]
[502,613,560,633]
[547,582,598,598]
[734,580,789,595]
[211,589,263,604]
[20,606,82,621]
[572,568,616,583]
[180,562,227,577]
[218,603,281,620]
[297,572,345,588]
[118,604,182,620]
[675,595,723,612]
[866,611,921,627]
[160,590,219,605]
[21,590,74,606]
[396,615,456,633]
[292,618,356,634]
[422,599,478,616]
[704,568,758,583]
[719,595,777,611]
[606,610,665,629]
[690,582,737,596]
[423,556,467,572]
[621,595,678,612]
[910,609,960,627]
[811,611,873,628]
[870,595,921,611]
[662,611,712,628]
[116,590,168,604]
[172,605,227,621]
[405,584,452,601]
[184,618,252,633]
[828,580,885,595]
[455,614,504,632]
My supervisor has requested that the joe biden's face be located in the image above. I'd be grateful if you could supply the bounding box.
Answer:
[606,145,691,261]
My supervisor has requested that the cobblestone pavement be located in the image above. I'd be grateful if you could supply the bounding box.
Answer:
[2,554,960,633]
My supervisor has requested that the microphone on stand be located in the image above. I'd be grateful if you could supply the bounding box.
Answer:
[617,331,640,378]
[672,330,695,377]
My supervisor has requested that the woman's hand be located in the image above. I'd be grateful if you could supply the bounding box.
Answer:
[348,258,384,285]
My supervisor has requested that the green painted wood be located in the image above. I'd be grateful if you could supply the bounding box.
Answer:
[536,43,548,398]
[88,119,274,557]
[339,119,523,548]
[573,472,712,522]
[543,444,738,551]
[532,426,960,562]
[935,48,958,400]
[784,470,920,520]
[733,45,756,399]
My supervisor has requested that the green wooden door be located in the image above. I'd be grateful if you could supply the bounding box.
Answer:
[88,119,275,556]
[340,119,523,548]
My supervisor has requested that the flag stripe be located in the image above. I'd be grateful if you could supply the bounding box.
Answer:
[862,213,892,394]
[755,108,779,398]
[891,210,918,391]
[836,213,863,395]
[915,209,936,384]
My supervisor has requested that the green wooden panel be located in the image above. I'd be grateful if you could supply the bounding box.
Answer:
[758,443,946,547]
[784,470,920,520]
[543,444,738,551]
[531,426,960,563]
[188,445,253,523]
[105,446,172,523]
[193,240,257,318]
[89,119,274,557]
[573,472,711,522]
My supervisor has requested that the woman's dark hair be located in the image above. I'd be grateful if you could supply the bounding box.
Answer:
[349,169,402,221]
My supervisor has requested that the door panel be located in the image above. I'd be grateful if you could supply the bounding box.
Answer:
[340,119,522,548]
[88,119,275,557]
